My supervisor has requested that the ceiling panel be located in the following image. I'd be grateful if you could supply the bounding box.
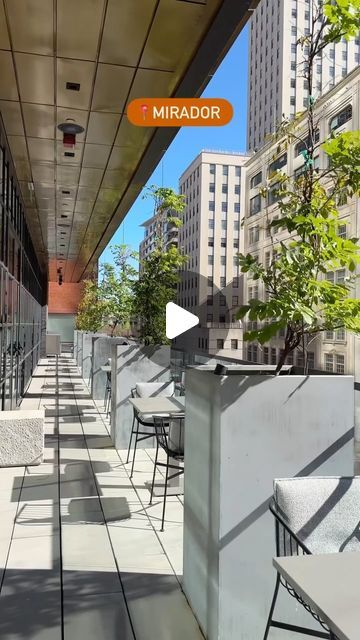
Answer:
[91,64,134,113]
[0,50,18,100]
[79,166,104,188]
[57,0,105,61]
[114,115,154,148]
[56,140,83,166]
[5,0,54,56]
[56,165,80,186]
[28,138,55,164]
[86,111,119,144]
[0,100,24,135]
[127,68,175,102]
[11,158,31,181]
[57,58,96,110]
[23,103,55,139]
[15,53,54,104]
[101,166,133,189]
[77,185,98,201]
[107,145,143,171]
[74,200,93,214]
[140,0,207,72]
[0,1,10,49]
[32,163,55,183]
[99,0,157,67]
[82,143,110,169]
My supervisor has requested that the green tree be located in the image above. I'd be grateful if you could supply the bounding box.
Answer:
[75,277,108,332]
[133,186,187,344]
[100,245,138,336]
[75,245,138,335]
[237,0,360,374]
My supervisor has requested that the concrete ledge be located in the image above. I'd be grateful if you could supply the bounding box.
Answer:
[0,410,44,467]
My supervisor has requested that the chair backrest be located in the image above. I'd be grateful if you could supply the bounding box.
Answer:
[274,476,360,555]
[135,381,174,398]
[154,414,184,457]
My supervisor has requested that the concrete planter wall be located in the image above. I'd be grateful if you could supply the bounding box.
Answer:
[91,336,131,402]
[183,367,354,640]
[111,344,171,450]
[79,332,104,384]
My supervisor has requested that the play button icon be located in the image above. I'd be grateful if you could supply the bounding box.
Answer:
[166,302,199,340]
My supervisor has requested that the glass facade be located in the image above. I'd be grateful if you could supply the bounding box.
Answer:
[0,118,46,409]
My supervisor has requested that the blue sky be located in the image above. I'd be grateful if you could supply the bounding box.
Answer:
[100,25,249,265]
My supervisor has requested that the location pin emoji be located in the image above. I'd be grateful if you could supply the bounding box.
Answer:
[141,104,148,121]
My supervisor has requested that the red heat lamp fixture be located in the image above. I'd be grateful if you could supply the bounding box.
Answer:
[58,119,84,148]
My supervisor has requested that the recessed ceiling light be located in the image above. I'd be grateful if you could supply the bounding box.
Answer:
[66,82,80,91]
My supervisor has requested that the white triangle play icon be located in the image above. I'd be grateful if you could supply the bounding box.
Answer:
[166,302,199,340]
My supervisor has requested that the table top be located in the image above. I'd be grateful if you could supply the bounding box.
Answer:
[274,552,360,640]
[129,396,185,414]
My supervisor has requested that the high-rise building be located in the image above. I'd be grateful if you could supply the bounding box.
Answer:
[243,66,360,376]
[176,151,249,357]
[247,0,360,151]
[139,210,180,263]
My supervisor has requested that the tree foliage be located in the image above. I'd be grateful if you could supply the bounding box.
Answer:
[133,185,187,344]
[75,245,138,334]
[237,0,360,373]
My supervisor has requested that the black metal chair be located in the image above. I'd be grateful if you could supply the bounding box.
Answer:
[149,413,185,532]
[104,370,111,418]
[126,381,175,478]
[263,476,360,640]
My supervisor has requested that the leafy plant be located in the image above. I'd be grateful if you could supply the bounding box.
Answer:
[133,186,187,344]
[75,245,138,335]
[237,0,360,374]
[75,277,109,332]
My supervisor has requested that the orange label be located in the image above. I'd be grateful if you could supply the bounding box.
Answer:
[127,98,233,127]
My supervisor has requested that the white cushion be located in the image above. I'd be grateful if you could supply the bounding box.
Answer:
[274,476,360,554]
[135,381,174,398]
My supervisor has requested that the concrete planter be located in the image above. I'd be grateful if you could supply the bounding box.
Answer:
[91,336,131,402]
[111,344,171,449]
[0,410,44,467]
[183,367,354,640]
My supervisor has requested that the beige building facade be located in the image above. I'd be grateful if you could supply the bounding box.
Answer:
[243,66,360,376]
[247,0,360,150]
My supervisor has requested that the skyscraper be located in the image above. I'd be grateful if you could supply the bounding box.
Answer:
[247,0,360,151]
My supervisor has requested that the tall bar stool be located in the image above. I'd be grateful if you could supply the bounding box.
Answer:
[126,381,175,478]
[150,413,185,531]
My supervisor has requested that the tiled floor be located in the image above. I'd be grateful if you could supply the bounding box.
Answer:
[0,355,203,640]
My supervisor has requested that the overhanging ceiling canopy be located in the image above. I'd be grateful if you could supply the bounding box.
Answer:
[0,0,257,282]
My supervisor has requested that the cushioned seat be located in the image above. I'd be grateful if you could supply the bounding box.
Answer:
[274,476,360,555]
[135,381,175,398]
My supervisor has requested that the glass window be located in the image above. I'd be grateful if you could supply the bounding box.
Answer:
[222,185,228,194]
[234,203,240,213]
[222,166,228,175]
[235,166,241,177]
[268,182,281,206]
[208,219,214,229]
[209,164,215,174]
[232,296,238,307]
[222,202,228,212]
[268,153,287,174]
[329,104,352,131]
[209,201,215,211]
[249,226,260,244]
[217,339,224,349]
[231,339,238,350]
[250,171,262,188]
[209,183,215,193]
[206,313,213,322]
[250,194,261,215]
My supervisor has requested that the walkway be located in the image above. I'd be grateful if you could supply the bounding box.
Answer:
[0,355,202,640]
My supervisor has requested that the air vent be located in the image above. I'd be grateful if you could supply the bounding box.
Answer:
[66,81,80,91]
[61,214,68,218]
[62,190,70,195]
[58,223,70,228]
[64,151,75,157]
